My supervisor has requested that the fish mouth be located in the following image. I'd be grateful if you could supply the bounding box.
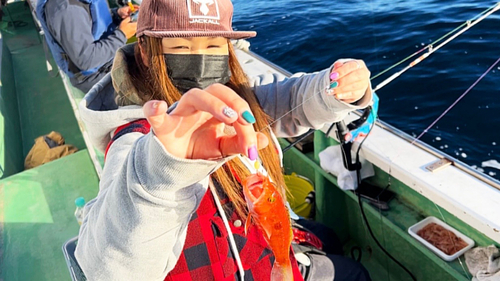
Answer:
[246,177,264,201]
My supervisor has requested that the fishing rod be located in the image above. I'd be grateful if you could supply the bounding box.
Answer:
[372,1,500,92]
[334,3,500,280]
[370,2,496,81]
[287,2,500,154]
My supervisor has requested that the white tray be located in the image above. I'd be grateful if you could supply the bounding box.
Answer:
[408,216,474,261]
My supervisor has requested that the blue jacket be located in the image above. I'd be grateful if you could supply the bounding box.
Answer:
[37,0,127,92]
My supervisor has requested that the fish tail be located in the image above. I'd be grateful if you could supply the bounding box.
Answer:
[271,260,294,281]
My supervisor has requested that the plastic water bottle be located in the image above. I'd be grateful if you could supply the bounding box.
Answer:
[74,197,85,225]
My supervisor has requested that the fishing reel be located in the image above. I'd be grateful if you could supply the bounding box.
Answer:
[335,92,379,171]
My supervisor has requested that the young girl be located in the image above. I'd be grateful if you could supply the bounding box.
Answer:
[75,0,372,280]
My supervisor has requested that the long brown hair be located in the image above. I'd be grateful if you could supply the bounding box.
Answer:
[130,36,287,219]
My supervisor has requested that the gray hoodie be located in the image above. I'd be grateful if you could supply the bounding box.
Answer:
[75,43,372,280]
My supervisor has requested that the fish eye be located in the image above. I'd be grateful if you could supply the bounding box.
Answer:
[268,196,276,203]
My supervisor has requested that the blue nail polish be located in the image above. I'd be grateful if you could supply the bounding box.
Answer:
[242,111,256,124]
[330,81,338,89]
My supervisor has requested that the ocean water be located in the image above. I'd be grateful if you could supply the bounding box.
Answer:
[232,0,500,181]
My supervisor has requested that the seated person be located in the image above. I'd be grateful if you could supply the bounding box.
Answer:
[75,0,373,279]
[36,0,137,93]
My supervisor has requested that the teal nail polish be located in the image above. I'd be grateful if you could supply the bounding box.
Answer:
[242,111,256,124]
[330,81,338,89]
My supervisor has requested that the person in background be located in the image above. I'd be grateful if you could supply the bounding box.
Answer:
[75,0,372,280]
[36,0,138,93]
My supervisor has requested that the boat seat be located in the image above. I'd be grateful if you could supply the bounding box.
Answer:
[62,236,87,281]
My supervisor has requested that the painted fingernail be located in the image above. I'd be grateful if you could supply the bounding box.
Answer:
[330,81,338,89]
[248,145,258,161]
[242,110,256,124]
[330,72,339,80]
[222,106,237,118]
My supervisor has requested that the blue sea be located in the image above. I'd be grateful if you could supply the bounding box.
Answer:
[232,0,500,181]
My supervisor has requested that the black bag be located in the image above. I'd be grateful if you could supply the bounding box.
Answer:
[292,220,336,281]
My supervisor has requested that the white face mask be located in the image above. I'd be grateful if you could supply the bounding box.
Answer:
[163,54,231,93]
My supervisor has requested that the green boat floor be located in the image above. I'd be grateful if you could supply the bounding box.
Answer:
[0,150,99,281]
[1,2,85,159]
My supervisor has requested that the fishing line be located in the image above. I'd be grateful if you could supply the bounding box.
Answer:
[325,117,417,280]
[367,2,393,279]
[209,180,246,280]
[351,120,417,281]
[371,2,500,92]
[378,193,391,281]
[369,0,380,75]
[326,124,372,263]
[412,55,500,143]
[258,87,326,133]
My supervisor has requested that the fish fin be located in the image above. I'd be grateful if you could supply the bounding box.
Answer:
[271,260,293,281]
[245,215,252,235]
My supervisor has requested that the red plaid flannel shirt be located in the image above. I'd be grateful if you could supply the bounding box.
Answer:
[107,120,303,281]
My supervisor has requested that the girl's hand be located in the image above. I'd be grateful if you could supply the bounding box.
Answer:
[328,60,371,104]
[143,84,269,160]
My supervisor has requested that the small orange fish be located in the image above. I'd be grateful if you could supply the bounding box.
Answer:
[242,173,294,281]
